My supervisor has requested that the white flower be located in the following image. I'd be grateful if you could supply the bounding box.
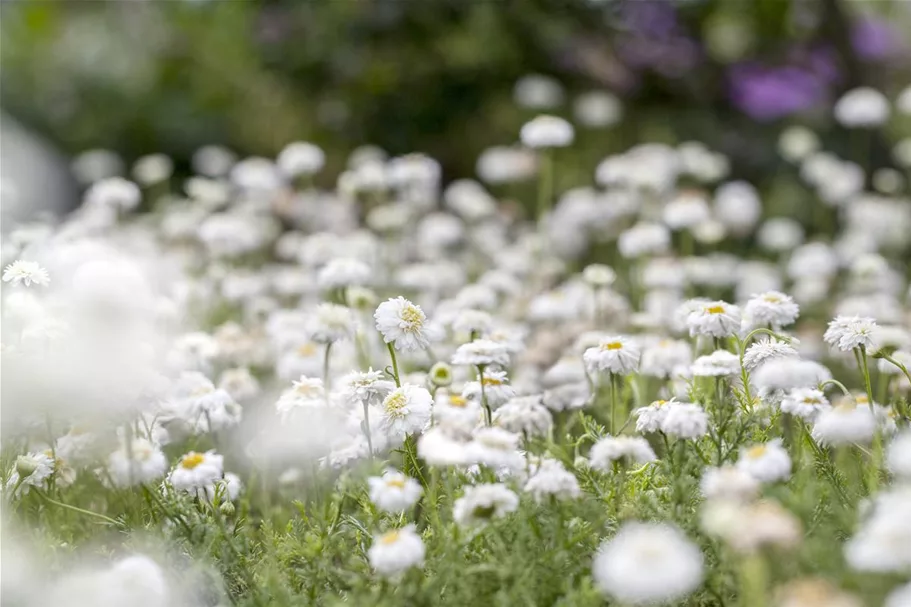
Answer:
[523,459,581,502]
[2,260,50,287]
[204,472,243,503]
[380,385,433,438]
[106,438,168,488]
[780,388,830,422]
[742,339,798,372]
[453,483,519,526]
[714,181,761,235]
[640,340,692,379]
[634,398,676,434]
[618,222,670,258]
[743,291,799,330]
[276,376,327,418]
[132,153,173,185]
[464,427,525,471]
[702,500,802,554]
[589,436,657,470]
[368,470,423,512]
[736,439,791,483]
[844,488,911,572]
[778,125,819,162]
[752,358,831,397]
[700,465,759,502]
[374,297,439,352]
[886,430,911,480]
[493,397,553,438]
[368,525,425,577]
[451,339,510,367]
[823,316,877,351]
[519,115,574,148]
[85,176,142,210]
[6,452,55,496]
[662,191,711,230]
[168,451,224,493]
[583,336,640,375]
[340,369,395,406]
[418,426,470,466]
[592,522,704,605]
[462,370,516,410]
[277,141,325,177]
[218,367,261,401]
[582,263,616,288]
[574,91,622,127]
[691,350,740,377]
[834,87,890,127]
[686,300,741,338]
[812,403,877,446]
[307,303,356,344]
[660,402,709,439]
[317,258,371,290]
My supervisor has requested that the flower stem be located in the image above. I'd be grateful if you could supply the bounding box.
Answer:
[323,342,333,393]
[36,490,122,527]
[609,372,619,435]
[362,401,374,461]
[386,342,401,388]
[478,365,492,425]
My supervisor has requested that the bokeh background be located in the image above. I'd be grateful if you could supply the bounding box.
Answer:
[1,0,910,204]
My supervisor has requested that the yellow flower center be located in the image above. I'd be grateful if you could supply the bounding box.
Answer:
[856,395,868,404]
[762,294,781,303]
[449,395,467,408]
[602,341,623,351]
[705,305,725,314]
[297,343,317,356]
[379,530,400,545]
[401,305,424,330]
[482,377,502,386]
[747,444,767,459]
[181,452,205,469]
[385,478,406,489]
[384,391,407,417]
[835,402,857,413]
[802,397,821,405]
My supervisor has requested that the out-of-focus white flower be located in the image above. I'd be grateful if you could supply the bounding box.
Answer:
[812,403,877,446]
[453,483,519,526]
[368,525,425,577]
[317,258,371,290]
[464,427,525,472]
[514,74,564,109]
[778,126,819,162]
[132,154,173,186]
[451,339,510,367]
[277,141,325,178]
[167,450,224,494]
[520,115,574,148]
[640,340,692,379]
[573,91,622,127]
[660,402,709,439]
[368,469,423,513]
[85,177,142,211]
[691,350,740,377]
[106,438,168,488]
[700,465,759,502]
[589,436,657,470]
[736,439,791,483]
[618,222,670,258]
[780,388,830,422]
[834,87,890,127]
[844,487,911,572]
[493,397,553,438]
[886,429,911,480]
[634,398,676,434]
[523,458,581,502]
[592,522,704,605]
[713,181,761,236]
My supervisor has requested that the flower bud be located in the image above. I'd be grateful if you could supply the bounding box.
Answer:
[429,362,453,387]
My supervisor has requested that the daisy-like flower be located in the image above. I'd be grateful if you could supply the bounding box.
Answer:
[686,300,741,338]
[451,339,510,368]
[589,436,657,470]
[523,459,581,502]
[493,397,553,438]
[417,425,471,466]
[168,450,224,494]
[640,340,692,379]
[464,426,525,471]
[811,402,877,446]
[691,350,740,377]
[340,369,395,406]
[462,369,516,409]
[452,483,520,526]
[307,303,356,344]
[736,439,791,483]
[583,336,640,375]
[368,469,423,512]
[780,388,830,422]
[743,291,799,330]
[742,338,798,372]
[368,525,425,577]
[276,376,327,418]
[2,260,50,287]
[660,402,709,439]
[5,452,55,496]
[843,488,911,573]
[823,316,877,352]
[886,430,911,480]
[592,522,704,605]
[380,384,433,439]
[582,263,616,288]
[317,258,371,290]
[634,398,676,433]
[374,297,439,352]
[700,465,760,502]
[106,438,169,488]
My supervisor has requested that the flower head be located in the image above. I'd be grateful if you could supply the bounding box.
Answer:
[2,260,50,287]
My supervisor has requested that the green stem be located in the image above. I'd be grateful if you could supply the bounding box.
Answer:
[478,365,492,425]
[362,401,374,461]
[387,342,401,388]
[609,373,619,435]
[537,150,553,226]
[739,554,768,607]
[323,342,333,393]
[36,490,121,527]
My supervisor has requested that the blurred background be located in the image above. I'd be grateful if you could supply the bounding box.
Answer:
[1,0,910,213]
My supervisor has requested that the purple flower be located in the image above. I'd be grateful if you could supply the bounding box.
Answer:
[852,17,904,61]
[728,63,828,121]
